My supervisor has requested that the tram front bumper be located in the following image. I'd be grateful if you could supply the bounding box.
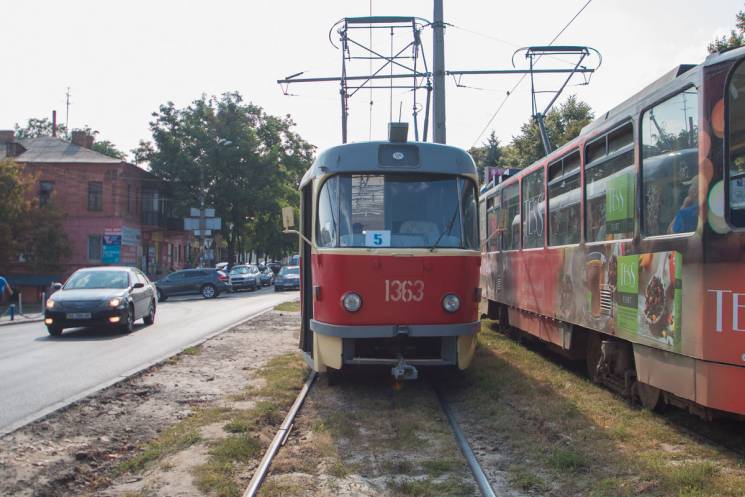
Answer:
[309,319,480,338]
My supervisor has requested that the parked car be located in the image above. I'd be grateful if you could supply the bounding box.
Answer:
[274,265,300,291]
[44,266,157,336]
[155,268,230,301]
[229,265,259,291]
[267,261,282,275]
[259,268,274,286]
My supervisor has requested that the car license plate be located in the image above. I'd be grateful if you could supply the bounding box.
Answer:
[66,312,91,319]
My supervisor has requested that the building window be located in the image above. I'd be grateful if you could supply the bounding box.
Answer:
[39,181,54,206]
[548,151,581,246]
[585,122,635,242]
[88,235,102,261]
[88,182,103,211]
[642,88,699,235]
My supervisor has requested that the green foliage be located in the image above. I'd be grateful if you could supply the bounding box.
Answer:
[708,9,745,53]
[469,96,594,181]
[141,92,314,263]
[0,159,70,272]
[14,118,68,140]
[91,139,126,160]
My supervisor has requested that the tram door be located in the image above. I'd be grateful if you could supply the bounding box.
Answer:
[299,183,314,356]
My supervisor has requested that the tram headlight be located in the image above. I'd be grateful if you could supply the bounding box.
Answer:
[342,292,362,312]
[442,294,460,313]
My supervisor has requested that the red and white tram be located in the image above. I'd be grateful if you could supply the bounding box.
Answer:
[292,130,481,378]
[480,47,745,417]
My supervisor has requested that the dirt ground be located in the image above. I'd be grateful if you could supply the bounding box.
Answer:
[0,309,301,497]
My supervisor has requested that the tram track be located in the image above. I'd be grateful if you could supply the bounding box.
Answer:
[242,370,499,497]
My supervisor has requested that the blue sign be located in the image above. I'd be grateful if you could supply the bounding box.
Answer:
[103,234,121,264]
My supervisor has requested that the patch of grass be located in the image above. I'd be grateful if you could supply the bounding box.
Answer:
[194,353,308,497]
[381,459,416,475]
[182,345,201,356]
[210,434,262,463]
[193,460,240,497]
[386,476,474,497]
[509,468,547,492]
[258,478,304,497]
[273,300,300,313]
[547,447,589,472]
[421,458,458,477]
[462,320,745,496]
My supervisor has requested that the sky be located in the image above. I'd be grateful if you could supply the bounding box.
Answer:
[1,0,741,158]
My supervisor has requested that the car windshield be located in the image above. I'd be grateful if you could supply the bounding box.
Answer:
[280,267,299,276]
[65,270,129,289]
[316,173,479,249]
[230,266,249,274]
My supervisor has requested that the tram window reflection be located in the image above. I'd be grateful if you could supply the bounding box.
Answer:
[548,151,581,246]
[317,174,479,249]
[641,88,699,236]
[501,183,520,250]
[728,60,745,227]
[584,122,636,243]
[522,168,545,248]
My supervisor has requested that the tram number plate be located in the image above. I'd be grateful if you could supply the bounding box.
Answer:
[385,280,424,302]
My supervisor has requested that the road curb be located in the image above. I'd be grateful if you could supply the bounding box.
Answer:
[0,297,300,437]
[0,317,44,327]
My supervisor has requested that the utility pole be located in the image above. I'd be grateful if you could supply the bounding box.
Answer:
[432,0,446,144]
[65,87,71,131]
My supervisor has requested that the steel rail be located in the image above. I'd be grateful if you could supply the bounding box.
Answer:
[436,388,497,497]
[242,371,317,497]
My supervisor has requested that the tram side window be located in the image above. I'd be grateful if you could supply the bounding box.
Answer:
[501,183,520,250]
[728,61,745,227]
[548,151,580,246]
[585,122,636,242]
[486,193,501,251]
[522,168,545,248]
[642,88,699,235]
[460,178,479,250]
[316,176,339,247]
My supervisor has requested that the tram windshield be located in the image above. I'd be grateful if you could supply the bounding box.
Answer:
[316,174,478,249]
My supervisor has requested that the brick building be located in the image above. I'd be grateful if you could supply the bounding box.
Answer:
[0,131,194,302]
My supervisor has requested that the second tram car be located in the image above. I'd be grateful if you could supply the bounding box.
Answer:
[480,46,745,417]
[294,131,481,378]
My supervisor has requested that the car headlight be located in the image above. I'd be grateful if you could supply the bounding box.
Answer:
[109,297,122,308]
[442,294,460,313]
[342,292,362,312]
[46,299,55,310]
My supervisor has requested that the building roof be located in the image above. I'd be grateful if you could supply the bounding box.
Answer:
[13,136,122,164]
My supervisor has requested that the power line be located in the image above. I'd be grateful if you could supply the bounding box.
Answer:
[469,0,593,149]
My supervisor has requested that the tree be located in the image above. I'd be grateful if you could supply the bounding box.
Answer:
[14,118,68,140]
[91,140,126,160]
[141,92,315,265]
[499,95,594,169]
[0,159,70,272]
[468,131,502,181]
[709,9,745,53]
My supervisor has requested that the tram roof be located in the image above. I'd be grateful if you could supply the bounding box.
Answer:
[300,141,477,188]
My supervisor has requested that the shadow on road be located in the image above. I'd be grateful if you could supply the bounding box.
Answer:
[36,322,152,342]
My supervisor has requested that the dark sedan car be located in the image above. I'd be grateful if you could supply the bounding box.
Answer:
[274,265,300,291]
[155,268,230,301]
[229,265,259,291]
[259,268,274,286]
[44,267,157,336]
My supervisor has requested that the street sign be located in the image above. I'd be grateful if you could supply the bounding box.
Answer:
[190,207,215,217]
[203,238,214,249]
[184,218,222,230]
[193,229,212,237]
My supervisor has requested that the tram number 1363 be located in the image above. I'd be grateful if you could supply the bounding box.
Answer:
[385,280,424,302]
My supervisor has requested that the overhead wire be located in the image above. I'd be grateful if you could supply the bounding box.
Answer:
[468,0,594,149]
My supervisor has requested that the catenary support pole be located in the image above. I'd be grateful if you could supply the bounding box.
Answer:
[432,0,446,144]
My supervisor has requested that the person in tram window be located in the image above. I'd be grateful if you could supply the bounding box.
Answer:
[668,175,698,234]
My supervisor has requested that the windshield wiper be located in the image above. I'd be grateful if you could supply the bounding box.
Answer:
[430,205,460,252]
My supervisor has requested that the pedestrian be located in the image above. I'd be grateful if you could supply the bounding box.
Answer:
[0,275,12,306]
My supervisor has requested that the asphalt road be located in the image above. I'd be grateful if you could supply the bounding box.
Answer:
[0,286,299,435]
